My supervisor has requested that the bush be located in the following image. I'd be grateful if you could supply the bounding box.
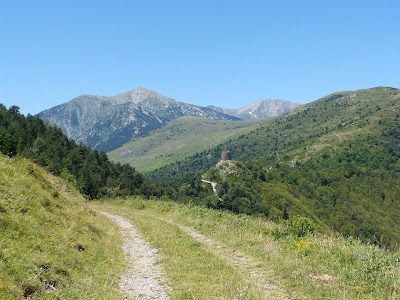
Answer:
[286,216,316,237]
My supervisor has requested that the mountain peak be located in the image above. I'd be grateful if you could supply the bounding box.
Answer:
[113,87,161,103]
[209,99,301,120]
[126,87,156,95]
[38,88,237,152]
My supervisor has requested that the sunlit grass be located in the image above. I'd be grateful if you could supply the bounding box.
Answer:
[99,197,400,299]
[96,201,267,299]
[0,155,124,299]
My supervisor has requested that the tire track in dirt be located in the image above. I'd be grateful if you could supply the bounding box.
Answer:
[155,215,291,299]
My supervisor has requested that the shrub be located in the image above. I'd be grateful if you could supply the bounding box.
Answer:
[286,216,316,237]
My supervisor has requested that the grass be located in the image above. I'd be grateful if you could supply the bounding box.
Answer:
[0,154,124,299]
[95,197,400,299]
[2,150,399,298]
[95,202,270,299]
[107,116,259,172]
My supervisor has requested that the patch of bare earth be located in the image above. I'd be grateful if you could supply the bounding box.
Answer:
[307,274,335,284]
[100,212,169,300]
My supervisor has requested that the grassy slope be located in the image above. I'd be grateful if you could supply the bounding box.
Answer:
[269,87,400,165]
[0,154,123,299]
[107,116,259,172]
[95,197,400,299]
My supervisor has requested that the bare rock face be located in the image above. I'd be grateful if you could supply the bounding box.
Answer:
[208,99,301,120]
[37,88,238,152]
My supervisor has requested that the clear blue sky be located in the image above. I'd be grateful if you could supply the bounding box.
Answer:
[1,0,399,115]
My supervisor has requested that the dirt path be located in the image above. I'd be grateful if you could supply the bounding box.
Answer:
[100,212,169,300]
[201,179,222,201]
[201,179,218,194]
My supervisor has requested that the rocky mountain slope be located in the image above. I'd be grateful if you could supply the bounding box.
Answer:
[38,88,238,152]
[208,99,301,120]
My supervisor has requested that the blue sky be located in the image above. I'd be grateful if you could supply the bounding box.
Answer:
[1,0,399,115]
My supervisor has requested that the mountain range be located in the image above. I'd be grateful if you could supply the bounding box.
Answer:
[37,88,238,152]
[208,99,301,120]
[37,88,300,152]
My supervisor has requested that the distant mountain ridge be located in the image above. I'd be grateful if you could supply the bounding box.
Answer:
[38,88,238,152]
[208,99,301,120]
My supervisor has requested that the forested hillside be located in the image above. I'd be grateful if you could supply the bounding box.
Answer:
[151,87,400,181]
[150,87,400,247]
[0,105,159,199]
[0,104,213,204]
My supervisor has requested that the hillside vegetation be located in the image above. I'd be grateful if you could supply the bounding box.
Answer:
[95,197,400,299]
[2,154,398,298]
[150,87,400,247]
[0,154,123,299]
[151,87,400,179]
[108,116,258,172]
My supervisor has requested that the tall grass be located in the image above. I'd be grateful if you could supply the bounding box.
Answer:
[0,155,124,299]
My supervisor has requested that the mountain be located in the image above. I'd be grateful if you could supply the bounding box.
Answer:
[152,87,400,180]
[107,116,259,172]
[37,88,238,152]
[208,99,301,120]
[150,87,400,247]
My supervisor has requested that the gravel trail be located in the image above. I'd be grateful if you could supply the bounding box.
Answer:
[100,212,169,300]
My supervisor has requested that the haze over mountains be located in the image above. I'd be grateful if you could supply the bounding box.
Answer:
[37,88,300,152]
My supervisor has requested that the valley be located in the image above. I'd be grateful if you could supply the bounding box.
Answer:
[108,116,259,172]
